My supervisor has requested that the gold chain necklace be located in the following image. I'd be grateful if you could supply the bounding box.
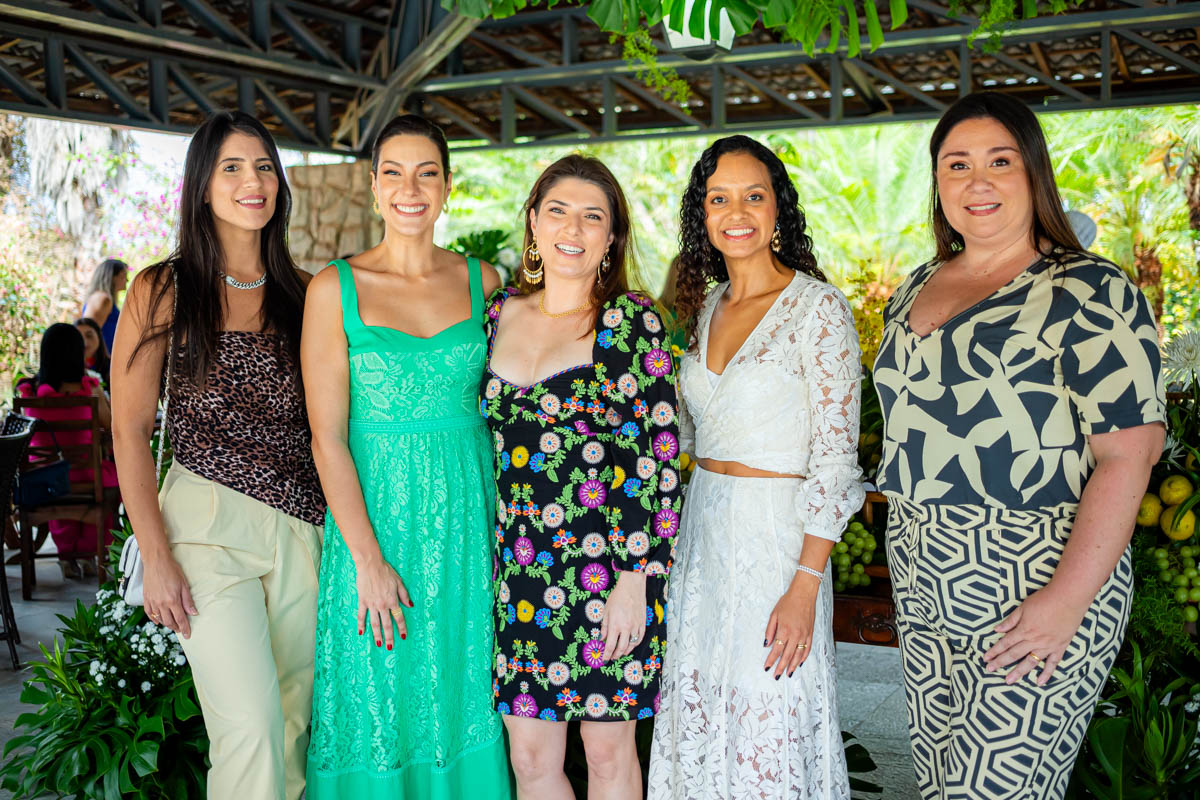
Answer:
[538,293,592,319]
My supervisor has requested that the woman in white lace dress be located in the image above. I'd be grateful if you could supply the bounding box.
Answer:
[648,135,864,800]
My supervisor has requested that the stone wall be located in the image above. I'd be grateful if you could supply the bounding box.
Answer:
[287,160,382,273]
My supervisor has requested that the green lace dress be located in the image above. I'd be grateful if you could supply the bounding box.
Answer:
[307,258,510,799]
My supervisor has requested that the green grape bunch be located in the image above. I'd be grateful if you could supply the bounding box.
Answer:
[833,519,879,594]
[1154,544,1200,624]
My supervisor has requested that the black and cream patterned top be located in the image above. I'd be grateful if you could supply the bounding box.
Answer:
[873,248,1165,508]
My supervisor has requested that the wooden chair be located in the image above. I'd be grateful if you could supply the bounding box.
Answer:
[12,395,119,600]
[0,414,33,667]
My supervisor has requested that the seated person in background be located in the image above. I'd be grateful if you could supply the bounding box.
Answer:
[16,323,119,579]
[76,317,111,385]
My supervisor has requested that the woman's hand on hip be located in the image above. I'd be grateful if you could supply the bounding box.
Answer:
[142,552,197,638]
[984,586,1089,685]
[763,573,821,679]
[355,554,413,651]
[601,570,647,662]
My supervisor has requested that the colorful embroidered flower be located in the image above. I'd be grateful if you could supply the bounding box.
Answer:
[642,311,662,333]
[635,456,656,480]
[623,478,643,497]
[574,420,594,436]
[556,688,580,706]
[511,446,530,468]
[659,468,678,492]
[644,655,661,672]
[650,401,675,426]
[514,537,536,565]
[496,653,508,677]
[485,378,503,399]
[479,398,488,416]
[512,693,538,717]
[585,599,606,623]
[581,533,607,558]
[617,373,638,397]
[613,688,637,706]
[605,407,622,427]
[579,480,607,508]
[539,432,561,453]
[620,421,639,437]
[582,638,606,668]
[508,656,522,674]
[581,563,610,593]
[551,531,574,548]
[654,508,680,538]
[539,393,561,415]
[585,693,609,718]
[527,658,545,675]
[623,660,644,686]
[586,399,606,416]
[502,547,513,563]
[530,452,546,472]
[645,605,654,627]
[597,329,614,348]
[643,349,671,377]
[535,409,555,424]
[499,581,511,604]
[565,395,586,413]
[539,708,558,721]
[543,586,566,609]
[653,692,661,713]
[581,442,605,464]
[547,661,570,686]
[497,702,511,715]
[632,398,649,418]
[627,293,652,307]
[602,308,624,328]
[494,431,504,452]
[541,503,565,528]
[645,560,667,576]
[626,531,650,557]
[499,451,511,471]
[516,600,535,623]
[506,604,516,624]
[653,431,679,461]
[536,550,554,567]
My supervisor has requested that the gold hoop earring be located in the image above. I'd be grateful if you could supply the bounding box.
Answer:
[597,250,611,282]
[770,226,782,252]
[522,239,543,284]
[372,197,380,216]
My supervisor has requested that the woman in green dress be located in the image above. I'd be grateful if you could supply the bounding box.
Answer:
[302,115,511,799]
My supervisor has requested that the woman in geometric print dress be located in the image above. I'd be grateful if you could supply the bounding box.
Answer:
[481,154,682,799]
[873,92,1165,800]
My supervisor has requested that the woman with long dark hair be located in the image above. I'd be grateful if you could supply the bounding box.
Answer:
[76,317,111,384]
[111,111,324,800]
[873,92,1164,798]
[482,154,681,798]
[302,114,510,798]
[82,257,128,352]
[17,323,117,578]
[648,136,862,799]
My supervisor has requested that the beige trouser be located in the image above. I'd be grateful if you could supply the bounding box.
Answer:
[159,464,323,800]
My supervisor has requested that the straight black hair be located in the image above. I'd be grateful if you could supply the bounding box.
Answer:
[128,111,306,383]
[928,92,1081,261]
[370,114,450,176]
[35,323,86,391]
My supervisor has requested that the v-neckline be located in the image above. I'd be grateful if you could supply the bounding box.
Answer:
[902,251,1050,343]
[701,271,797,377]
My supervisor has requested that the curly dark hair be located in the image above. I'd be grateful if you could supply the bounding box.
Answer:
[675,135,825,350]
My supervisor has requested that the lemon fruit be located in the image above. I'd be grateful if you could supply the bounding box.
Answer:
[1187,452,1197,472]
[1159,475,1194,506]
[680,453,691,470]
[1160,505,1196,541]
[516,600,535,623]
[1137,494,1164,527]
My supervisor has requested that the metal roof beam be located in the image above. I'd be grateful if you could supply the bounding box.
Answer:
[846,56,948,111]
[173,0,257,50]
[613,75,703,128]
[509,84,595,135]
[87,0,143,25]
[0,54,47,105]
[424,94,497,143]
[65,40,151,119]
[1115,27,1200,75]
[272,2,350,70]
[256,78,317,144]
[723,64,823,120]
[986,49,1093,102]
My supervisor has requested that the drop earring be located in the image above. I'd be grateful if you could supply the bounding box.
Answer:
[770,225,782,252]
[522,238,543,284]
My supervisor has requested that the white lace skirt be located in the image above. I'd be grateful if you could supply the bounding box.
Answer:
[648,466,849,800]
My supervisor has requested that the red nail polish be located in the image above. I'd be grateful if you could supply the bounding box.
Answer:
[375,640,381,647]
[358,628,363,635]
[387,644,392,651]
[401,633,406,640]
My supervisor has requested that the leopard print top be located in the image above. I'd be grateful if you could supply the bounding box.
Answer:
[167,332,325,525]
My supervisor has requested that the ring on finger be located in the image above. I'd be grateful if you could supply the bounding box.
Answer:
[1027,652,1045,665]
[796,643,808,650]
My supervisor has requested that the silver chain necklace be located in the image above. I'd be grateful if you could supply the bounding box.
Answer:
[220,272,267,290]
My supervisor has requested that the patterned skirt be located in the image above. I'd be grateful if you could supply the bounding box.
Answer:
[648,467,849,800]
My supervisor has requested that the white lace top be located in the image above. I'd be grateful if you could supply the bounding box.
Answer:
[678,271,865,541]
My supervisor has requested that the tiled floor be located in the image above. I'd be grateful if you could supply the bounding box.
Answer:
[0,560,920,799]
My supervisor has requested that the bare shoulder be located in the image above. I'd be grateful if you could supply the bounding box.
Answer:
[479,260,501,296]
[306,263,341,304]
[124,266,172,326]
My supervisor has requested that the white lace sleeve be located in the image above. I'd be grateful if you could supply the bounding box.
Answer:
[677,374,695,455]
[796,287,864,541]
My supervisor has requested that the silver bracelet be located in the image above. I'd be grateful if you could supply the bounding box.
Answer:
[795,564,824,580]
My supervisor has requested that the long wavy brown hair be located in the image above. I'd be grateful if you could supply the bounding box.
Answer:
[518,155,636,322]
[675,135,825,350]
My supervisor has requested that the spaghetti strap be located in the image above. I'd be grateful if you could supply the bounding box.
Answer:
[330,259,365,334]
[467,257,483,319]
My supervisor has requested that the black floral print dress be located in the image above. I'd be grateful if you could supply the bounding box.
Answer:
[480,289,682,722]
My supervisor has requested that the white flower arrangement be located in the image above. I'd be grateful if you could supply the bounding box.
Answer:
[90,588,188,695]
[1163,330,1200,388]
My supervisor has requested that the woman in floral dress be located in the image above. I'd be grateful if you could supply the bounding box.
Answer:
[480,154,682,798]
